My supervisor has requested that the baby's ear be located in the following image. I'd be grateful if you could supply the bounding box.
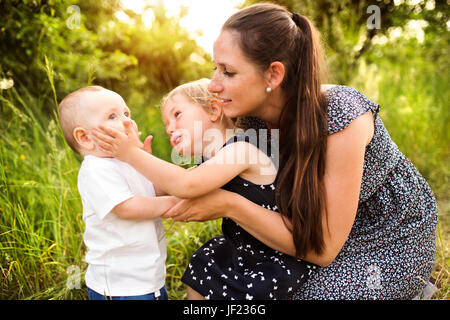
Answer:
[73,127,94,151]
[208,99,223,122]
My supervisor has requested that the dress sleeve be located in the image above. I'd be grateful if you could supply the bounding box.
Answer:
[326,86,380,135]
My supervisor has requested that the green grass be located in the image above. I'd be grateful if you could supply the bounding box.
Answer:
[1,54,448,299]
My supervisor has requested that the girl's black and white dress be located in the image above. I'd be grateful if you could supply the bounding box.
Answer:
[181,134,318,300]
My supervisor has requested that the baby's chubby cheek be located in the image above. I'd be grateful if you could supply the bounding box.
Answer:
[90,140,111,158]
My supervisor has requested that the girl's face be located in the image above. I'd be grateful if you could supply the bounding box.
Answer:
[162,94,213,156]
[208,30,268,119]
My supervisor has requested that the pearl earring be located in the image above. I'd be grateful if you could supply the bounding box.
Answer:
[266,87,272,93]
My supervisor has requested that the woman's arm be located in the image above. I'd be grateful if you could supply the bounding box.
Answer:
[162,189,300,257]
[314,112,373,265]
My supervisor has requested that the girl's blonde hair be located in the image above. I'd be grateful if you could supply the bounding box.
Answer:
[162,78,217,111]
[162,78,263,130]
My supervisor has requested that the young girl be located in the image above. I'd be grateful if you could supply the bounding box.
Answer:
[92,78,318,300]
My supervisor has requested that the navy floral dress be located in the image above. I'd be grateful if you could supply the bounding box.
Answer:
[181,134,318,300]
[291,85,438,300]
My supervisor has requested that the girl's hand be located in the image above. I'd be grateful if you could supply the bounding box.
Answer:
[162,189,238,222]
[92,120,143,162]
[143,135,153,154]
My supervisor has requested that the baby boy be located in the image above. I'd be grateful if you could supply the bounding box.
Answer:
[58,85,177,300]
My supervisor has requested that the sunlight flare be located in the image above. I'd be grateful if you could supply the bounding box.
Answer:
[121,0,244,54]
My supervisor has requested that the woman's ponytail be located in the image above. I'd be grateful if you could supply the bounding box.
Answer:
[223,4,329,258]
[277,13,328,257]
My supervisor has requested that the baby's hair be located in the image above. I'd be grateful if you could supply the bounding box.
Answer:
[58,85,105,154]
[162,78,217,111]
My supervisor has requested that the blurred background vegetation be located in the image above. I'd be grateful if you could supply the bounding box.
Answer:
[0,0,448,299]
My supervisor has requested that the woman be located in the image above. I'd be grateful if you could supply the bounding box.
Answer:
[163,3,438,299]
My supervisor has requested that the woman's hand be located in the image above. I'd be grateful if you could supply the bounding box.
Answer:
[92,120,143,162]
[164,188,299,259]
[162,189,237,222]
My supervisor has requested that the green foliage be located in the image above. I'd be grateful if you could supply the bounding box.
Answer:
[0,0,129,114]
[92,1,213,105]
[0,85,84,299]
[243,0,449,84]
[0,0,212,115]
[351,27,449,198]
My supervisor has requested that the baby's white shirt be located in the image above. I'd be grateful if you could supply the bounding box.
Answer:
[77,155,166,296]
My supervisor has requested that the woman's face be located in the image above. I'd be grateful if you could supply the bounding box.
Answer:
[208,30,268,119]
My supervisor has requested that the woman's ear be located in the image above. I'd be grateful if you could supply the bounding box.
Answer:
[73,127,94,151]
[265,61,285,90]
[208,99,223,122]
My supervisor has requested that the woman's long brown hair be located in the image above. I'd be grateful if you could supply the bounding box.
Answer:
[223,3,329,257]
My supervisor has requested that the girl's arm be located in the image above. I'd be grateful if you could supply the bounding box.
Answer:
[112,196,180,220]
[124,146,250,198]
[92,124,253,198]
